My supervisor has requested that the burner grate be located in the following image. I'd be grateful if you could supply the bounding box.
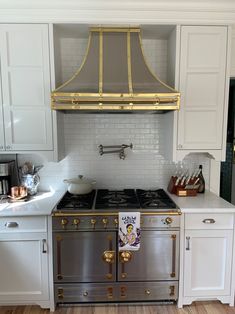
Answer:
[57,190,95,210]
[96,189,140,209]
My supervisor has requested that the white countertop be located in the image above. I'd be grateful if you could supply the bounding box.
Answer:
[0,189,234,217]
[169,190,235,213]
[0,190,66,217]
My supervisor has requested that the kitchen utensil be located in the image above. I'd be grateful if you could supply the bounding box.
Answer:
[63,175,96,195]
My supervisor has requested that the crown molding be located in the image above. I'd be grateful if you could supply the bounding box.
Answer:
[0,1,235,24]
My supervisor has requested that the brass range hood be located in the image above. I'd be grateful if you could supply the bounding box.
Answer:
[51,27,180,112]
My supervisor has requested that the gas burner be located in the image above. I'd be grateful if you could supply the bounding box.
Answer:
[136,189,177,210]
[96,189,140,209]
[57,190,95,210]
[103,191,132,205]
[141,191,161,199]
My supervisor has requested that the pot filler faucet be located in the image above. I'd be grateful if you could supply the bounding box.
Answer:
[98,143,133,160]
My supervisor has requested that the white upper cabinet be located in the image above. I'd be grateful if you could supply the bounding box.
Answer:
[175,26,229,161]
[0,24,53,151]
[231,27,235,77]
[0,77,5,150]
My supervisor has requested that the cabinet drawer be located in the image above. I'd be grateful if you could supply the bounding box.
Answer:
[185,213,234,230]
[0,216,47,233]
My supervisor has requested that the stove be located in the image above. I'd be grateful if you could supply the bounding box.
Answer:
[53,189,180,305]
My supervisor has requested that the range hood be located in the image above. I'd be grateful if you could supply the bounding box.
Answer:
[51,27,180,112]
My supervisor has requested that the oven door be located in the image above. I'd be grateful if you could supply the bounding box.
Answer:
[53,231,116,283]
[118,230,179,281]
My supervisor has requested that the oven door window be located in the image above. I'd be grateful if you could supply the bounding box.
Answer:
[54,231,116,283]
[118,230,179,281]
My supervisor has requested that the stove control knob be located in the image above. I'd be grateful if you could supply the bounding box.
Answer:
[61,218,68,229]
[102,218,109,228]
[73,218,80,228]
[164,217,173,225]
[90,218,97,229]
[114,218,118,228]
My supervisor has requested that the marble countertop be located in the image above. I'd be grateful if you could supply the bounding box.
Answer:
[0,190,66,217]
[0,189,235,217]
[169,190,235,213]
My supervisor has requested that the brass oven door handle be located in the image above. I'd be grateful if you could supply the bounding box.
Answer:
[102,235,115,279]
[119,251,132,279]
[170,234,176,278]
[56,235,63,280]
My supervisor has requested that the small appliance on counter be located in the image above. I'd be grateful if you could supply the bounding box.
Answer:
[0,160,17,197]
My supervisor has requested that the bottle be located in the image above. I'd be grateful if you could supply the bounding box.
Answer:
[198,165,205,193]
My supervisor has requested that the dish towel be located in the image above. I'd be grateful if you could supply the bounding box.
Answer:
[118,212,141,251]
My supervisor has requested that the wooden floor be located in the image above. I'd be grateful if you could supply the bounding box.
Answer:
[1,302,235,314]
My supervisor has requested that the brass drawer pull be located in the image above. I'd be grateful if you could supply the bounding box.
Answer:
[203,218,215,224]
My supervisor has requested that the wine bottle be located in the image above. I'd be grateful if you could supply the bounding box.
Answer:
[198,165,205,193]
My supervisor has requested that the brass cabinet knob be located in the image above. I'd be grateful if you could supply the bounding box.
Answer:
[119,251,132,263]
[114,218,118,228]
[73,218,80,228]
[102,250,115,264]
[102,218,109,228]
[90,218,97,229]
[145,289,151,295]
[165,217,173,225]
[61,218,68,228]
[83,291,88,297]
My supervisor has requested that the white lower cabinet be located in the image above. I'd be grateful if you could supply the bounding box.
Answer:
[184,229,233,297]
[180,213,235,307]
[0,233,49,301]
[0,216,53,309]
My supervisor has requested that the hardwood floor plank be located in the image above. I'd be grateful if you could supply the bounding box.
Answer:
[1,302,235,314]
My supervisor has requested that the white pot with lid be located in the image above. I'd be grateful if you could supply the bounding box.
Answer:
[63,175,96,195]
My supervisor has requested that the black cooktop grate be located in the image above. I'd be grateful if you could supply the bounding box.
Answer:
[95,189,140,209]
[57,190,95,210]
[136,189,177,209]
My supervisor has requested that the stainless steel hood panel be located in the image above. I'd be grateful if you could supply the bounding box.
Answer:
[51,27,180,112]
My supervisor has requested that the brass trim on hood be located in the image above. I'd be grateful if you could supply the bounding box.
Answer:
[51,27,180,111]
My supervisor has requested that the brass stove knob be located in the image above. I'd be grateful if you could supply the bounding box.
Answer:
[73,218,80,228]
[165,217,173,225]
[61,218,68,229]
[90,218,97,229]
[102,218,109,228]
[114,218,118,228]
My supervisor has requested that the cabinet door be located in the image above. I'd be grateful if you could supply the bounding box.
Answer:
[231,31,235,77]
[0,24,53,151]
[0,233,49,301]
[184,229,233,297]
[178,26,227,150]
[0,73,5,151]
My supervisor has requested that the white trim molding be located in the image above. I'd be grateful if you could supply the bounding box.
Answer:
[1,0,235,24]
